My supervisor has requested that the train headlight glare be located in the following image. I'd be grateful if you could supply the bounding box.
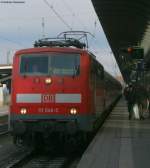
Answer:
[70,108,77,115]
[20,108,27,114]
[45,78,52,84]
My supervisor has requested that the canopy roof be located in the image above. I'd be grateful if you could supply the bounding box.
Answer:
[91,0,150,81]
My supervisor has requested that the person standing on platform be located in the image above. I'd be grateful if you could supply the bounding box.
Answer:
[134,84,149,120]
[124,84,135,120]
[146,86,150,118]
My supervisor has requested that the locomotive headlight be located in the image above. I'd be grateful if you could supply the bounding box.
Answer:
[70,108,77,115]
[45,78,52,84]
[20,108,27,114]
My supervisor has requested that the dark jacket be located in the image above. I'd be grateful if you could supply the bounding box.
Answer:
[124,86,135,104]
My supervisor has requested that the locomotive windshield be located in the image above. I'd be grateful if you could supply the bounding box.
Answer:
[20,53,80,76]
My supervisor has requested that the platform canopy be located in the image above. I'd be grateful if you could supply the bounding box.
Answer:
[91,0,150,82]
[0,65,12,83]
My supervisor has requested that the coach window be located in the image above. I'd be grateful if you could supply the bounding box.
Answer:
[98,66,104,79]
[93,61,103,79]
[91,59,97,74]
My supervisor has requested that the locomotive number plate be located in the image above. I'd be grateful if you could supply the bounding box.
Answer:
[38,107,59,113]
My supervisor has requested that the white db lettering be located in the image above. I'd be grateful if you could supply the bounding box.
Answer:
[42,94,55,103]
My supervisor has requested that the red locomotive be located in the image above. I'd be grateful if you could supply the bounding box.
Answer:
[10,32,122,146]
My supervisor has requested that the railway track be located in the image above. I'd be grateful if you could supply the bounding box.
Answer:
[0,146,33,168]
[3,138,86,168]
[0,130,9,136]
[5,150,82,168]
[0,123,9,136]
[5,149,34,168]
[0,132,88,168]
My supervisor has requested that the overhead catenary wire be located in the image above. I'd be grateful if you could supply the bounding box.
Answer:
[43,0,100,52]
[43,0,72,31]
[61,0,100,48]
[0,35,24,47]
[61,0,88,31]
[42,0,108,65]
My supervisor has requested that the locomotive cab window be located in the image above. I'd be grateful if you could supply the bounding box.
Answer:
[20,55,48,75]
[20,53,80,76]
[50,53,80,76]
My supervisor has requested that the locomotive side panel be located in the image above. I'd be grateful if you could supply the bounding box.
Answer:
[89,57,106,117]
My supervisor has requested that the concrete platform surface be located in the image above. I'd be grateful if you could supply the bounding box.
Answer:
[77,98,150,168]
[0,106,9,117]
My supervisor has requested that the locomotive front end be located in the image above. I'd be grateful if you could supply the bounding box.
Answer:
[10,47,92,146]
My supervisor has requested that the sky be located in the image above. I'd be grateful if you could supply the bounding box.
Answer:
[0,0,121,76]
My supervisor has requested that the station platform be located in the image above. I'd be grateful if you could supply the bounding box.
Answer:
[0,106,9,117]
[77,98,150,168]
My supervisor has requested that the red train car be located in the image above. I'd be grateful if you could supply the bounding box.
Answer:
[10,35,122,146]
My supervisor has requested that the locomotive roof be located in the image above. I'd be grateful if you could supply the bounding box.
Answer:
[15,47,86,55]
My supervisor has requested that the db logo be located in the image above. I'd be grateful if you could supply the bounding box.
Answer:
[42,94,55,103]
